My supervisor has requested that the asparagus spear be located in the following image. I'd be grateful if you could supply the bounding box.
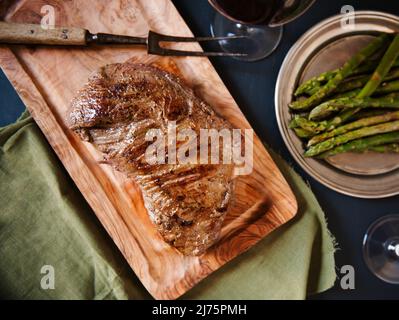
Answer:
[317,131,399,158]
[336,66,399,92]
[294,52,399,97]
[306,67,399,95]
[304,120,399,157]
[292,108,392,136]
[333,79,399,100]
[358,35,399,97]
[355,55,399,74]
[293,128,315,139]
[374,79,399,95]
[309,93,399,121]
[290,93,399,138]
[306,68,399,96]
[332,75,370,94]
[295,71,336,97]
[289,34,390,111]
[367,143,399,153]
[289,90,364,134]
[333,89,360,99]
[349,109,392,120]
[289,115,328,133]
[289,115,300,128]
[308,110,399,146]
[290,104,398,138]
[290,107,397,137]
[326,34,399,129]
[291,89,399,136]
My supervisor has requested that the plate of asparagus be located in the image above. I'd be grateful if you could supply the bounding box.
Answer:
[275,11,399,198]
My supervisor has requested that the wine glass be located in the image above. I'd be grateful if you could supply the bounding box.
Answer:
[208,0,316,61]
[363,214,399,284]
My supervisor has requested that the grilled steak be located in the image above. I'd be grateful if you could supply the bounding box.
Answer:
[69,63,235,255]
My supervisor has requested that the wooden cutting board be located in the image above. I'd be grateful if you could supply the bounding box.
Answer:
[0,0,297,299]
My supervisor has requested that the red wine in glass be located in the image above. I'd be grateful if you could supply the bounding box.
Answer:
[208,0,315,61]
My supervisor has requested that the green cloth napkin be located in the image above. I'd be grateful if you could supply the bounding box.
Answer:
[0,111,336,300]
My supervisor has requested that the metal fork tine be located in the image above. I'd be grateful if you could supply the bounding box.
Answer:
[191,35,246,42]
[149,31,247,42]
[156,48,248,57]
[158,35,246,43]
[147,31,248,57]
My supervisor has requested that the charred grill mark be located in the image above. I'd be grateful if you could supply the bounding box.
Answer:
[176,216,193,226]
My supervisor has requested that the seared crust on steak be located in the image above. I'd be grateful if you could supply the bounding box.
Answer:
[69,63,235,255]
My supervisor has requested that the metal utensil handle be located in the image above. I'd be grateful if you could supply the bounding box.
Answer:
[0,22,87,45]
[86,32,147,45]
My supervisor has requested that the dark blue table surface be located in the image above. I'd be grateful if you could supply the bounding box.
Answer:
[1,0,399,299]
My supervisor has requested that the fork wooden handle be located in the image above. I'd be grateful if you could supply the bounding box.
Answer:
[0,22,87,45]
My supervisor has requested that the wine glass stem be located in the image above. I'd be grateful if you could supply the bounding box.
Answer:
[387,242,399,258]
